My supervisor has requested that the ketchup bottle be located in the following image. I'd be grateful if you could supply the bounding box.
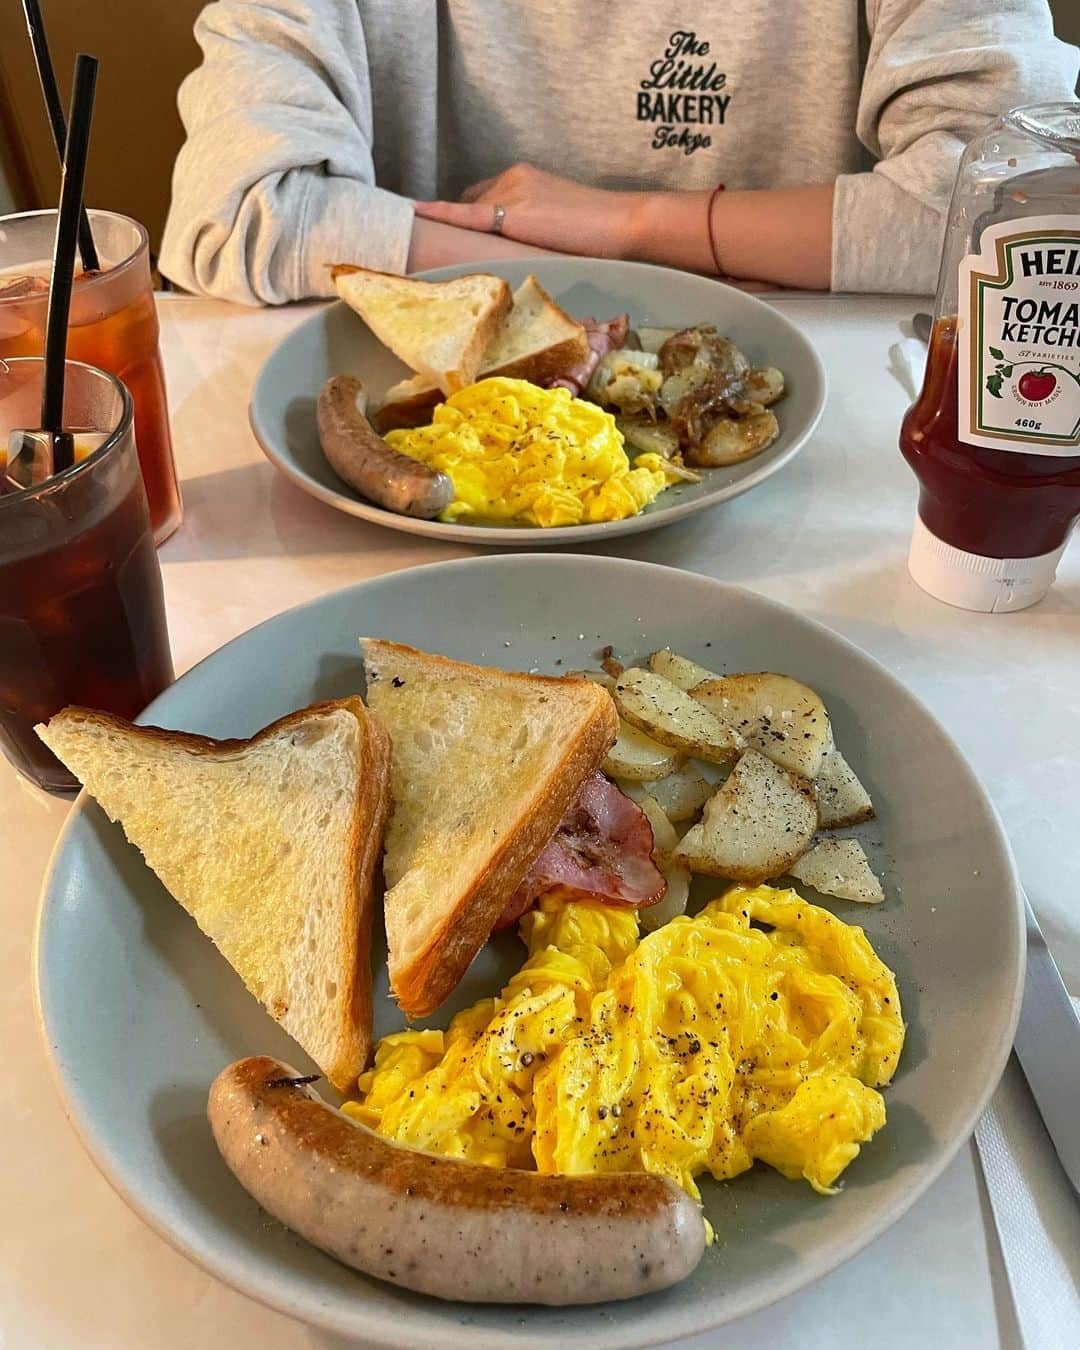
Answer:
[901,103,1080,612]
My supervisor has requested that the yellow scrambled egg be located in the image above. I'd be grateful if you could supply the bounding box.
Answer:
[345,886,904,1201]
[384,376,669,527]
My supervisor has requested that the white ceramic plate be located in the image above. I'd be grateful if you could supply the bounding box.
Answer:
[249,259,826,544]
[36,555,1023,1348]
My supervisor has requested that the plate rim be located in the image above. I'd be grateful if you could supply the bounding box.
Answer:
[247,257,828,545]
[33,552,1025,1347]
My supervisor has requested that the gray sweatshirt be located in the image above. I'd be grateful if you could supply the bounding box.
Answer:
[158,0,1078,303]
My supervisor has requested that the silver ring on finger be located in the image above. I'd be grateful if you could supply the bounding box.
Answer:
[491,203,506,235]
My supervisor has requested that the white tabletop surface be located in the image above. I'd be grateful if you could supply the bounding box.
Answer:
[4,292,1079,1350]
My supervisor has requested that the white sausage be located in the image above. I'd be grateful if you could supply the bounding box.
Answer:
[317,375,454,518]
[208,1056,705,1305]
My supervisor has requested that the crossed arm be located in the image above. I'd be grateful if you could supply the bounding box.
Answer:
[409,167,835,290]
[162,0,1076,304]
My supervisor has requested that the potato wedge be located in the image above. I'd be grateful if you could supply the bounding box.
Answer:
[634,793,691,931]
[648,647,718,692]
[815,746,874,828]
[790,838,884,904]
[613,667,744,764]
[692,672,831,780]
[603,718,684,782]
[620,763,714,822]
[674,749,817,882]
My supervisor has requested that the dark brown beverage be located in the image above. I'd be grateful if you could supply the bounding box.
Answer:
[0,359,173,791]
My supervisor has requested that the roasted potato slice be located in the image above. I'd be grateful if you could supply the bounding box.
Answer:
[815,747,874,828]
[614,667,744,764]
[620,763,713,822]
[790,838,884,904]
[659,327,749,379]
[686,409,779,467]
[692,672,831,781]
[603,718,684,782]
[634,793,691,931]
[745,367,785,407]
[648,647,718,692]
[675,749,817,882]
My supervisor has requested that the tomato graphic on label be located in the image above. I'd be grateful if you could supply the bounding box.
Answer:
[1018,369,1057,403]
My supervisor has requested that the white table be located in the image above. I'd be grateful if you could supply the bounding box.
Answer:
[3,293,1078,1350]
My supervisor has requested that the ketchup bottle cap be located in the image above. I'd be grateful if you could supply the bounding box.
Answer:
[908,515,1068,613]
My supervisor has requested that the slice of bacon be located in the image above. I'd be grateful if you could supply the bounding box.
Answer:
[548,315,631,396]
[495,772,666,930]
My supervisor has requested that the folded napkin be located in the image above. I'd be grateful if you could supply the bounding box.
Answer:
[976,1048,1080,1350]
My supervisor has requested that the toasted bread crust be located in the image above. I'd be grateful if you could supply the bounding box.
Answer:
[333,707,391,1088]
[447,288,513,394]
[372,387,442,433]
[488,334,590,385]
[362,641,619,1019]
[41,699,391,1092]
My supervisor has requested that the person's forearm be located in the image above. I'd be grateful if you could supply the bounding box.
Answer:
[406,217,560,272]
[630,184,834,291]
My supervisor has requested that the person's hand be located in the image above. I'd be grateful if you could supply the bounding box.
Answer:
[413,163,646,259]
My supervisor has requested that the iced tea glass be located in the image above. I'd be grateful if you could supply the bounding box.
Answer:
[0,209,182,544]
[0,358,173,792]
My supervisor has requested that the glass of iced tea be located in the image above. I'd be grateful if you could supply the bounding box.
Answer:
[0,208,182,544]
[0,357,173,792]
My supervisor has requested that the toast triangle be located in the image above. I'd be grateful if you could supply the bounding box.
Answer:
[331,265,512,396]
[37,699,391,1091]
[360,639,618,1018]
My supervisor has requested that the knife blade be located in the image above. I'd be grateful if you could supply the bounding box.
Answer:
[1013,894,1080,1193]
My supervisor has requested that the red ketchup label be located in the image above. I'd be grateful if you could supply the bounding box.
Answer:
[958,217,1080,454]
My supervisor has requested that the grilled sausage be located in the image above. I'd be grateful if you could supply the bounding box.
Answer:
[208,1056,706,1305]
[316,375,454,519]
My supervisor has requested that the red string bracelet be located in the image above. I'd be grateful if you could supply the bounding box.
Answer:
[707,183,726,275]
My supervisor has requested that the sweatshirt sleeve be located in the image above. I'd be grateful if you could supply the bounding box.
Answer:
[832,0,1080,295]
[159,0,415,305]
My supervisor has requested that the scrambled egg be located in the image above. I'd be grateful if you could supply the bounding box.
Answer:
[384,376,669,527]
[346,886,904,1201]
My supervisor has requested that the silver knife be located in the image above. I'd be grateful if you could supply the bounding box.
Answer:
[1013,893,1080,1193]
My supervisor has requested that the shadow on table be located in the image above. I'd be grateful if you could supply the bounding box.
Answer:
[160,459,474,565]
[164,452,1080,659]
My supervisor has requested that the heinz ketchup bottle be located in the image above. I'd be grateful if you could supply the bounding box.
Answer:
[901,103,1080,612]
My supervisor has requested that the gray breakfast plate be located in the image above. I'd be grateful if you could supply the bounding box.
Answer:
[35,555,1023,1348]
[248,258,826,544]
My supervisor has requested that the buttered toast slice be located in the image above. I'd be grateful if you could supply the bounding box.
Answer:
[375,275,589,431]
[331,265,512,396]
[37,699,391,1091]
[361,639,618,1019]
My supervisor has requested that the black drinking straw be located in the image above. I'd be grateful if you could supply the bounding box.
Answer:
[41,54,98,472]
[22,0,99,273]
